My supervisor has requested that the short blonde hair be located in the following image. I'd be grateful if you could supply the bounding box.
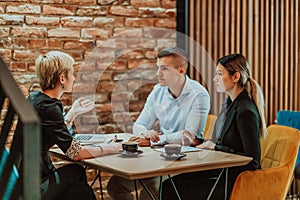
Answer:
[35,51,74,91]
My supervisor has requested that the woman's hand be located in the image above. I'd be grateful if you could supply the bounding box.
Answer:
[196,140,216,150]
[101,143,122,155]
[66,98,95,122]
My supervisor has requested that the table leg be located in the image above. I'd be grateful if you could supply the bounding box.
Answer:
[138,179,157,200]
[134,180,139,200]
[206,168,224,200]
[225,168,228,200]
[89,170,104,200]
[159,176,163,200]
[168,175,182,200]
[98,171,104,200]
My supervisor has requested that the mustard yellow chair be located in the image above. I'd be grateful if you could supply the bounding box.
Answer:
[230,124,300,200]
[203,114,217,139]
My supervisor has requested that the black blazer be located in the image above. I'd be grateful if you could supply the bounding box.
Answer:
[213,89,261,173]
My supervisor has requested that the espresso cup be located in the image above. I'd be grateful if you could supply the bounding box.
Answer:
[122,142,139,152]
[164,144,182,155]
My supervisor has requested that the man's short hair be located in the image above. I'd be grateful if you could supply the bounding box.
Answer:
[157,47,188,68]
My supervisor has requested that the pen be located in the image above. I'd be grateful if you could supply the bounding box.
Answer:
[107,135,118,144]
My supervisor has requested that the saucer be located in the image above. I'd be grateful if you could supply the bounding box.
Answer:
[160,153,187,160]
[119,150,143,158]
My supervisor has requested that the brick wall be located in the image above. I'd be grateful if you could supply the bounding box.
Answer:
[0,0,177,134]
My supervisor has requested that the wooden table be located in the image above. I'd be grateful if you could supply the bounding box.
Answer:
[50,133,252,199]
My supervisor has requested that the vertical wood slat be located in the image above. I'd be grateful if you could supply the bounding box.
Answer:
[188,0,300,125]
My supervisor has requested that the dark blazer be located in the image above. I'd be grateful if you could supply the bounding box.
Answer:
[213,89,261,173]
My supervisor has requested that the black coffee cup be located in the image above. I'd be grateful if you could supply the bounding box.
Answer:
[122,142,138,152]
[164,144,182,155]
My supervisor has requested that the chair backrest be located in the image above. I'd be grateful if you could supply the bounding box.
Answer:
[276,110,300,130]
[203,114,217,139]
[261,124,300,169]
[230,124,300,200]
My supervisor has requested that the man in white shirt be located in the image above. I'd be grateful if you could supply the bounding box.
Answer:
[107,47,210,200]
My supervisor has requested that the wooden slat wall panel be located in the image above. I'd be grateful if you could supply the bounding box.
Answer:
[189,0,300,125]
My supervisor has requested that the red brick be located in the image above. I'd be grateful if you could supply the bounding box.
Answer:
[118,49,144,59]
[9,62,27,72]
[96,38,127,49]
[29,39,46,49]
[6,4,41,14]
[97,113,113,124]
[77,61,96,71]
[73,82,97,93]
[43,5,75,15]
[126,38,156,48]
[11,38,28,49]
[125,18,154,27]
[61,17,93,27]
[87,48,115,60]
[67,51,84,61]
[96,103,112,112]
[94,93,109,103]
[28,62,36,72]
[48,28,80,38]
[76,6,108,16]
[111,92,131,102]
[128,59,156,69]
[131,0,160,7]
[13,50,41,61]
[109,6,138,17]
[30,0,63,3]
[0,49,12,60]
[113,28,142,38]
[0,14,24,25]
[79,71,103,82]
[111,102,125,112]
[81,28,112,39]
[47,39,62,49]
[113,112,132,123]
[145,50,158,59]
[98,0,118,5]
[0,39,10,49]
[12,27,47,38]
[26,16,59,26]
[129,101,145,112]
[65,0,96,5]
[138,7,167,17]
[144,27,176,38]
[154,18,176,28]
[96,81,116,92]
[106,60,127,70]
[64,40,94,50]
[99,71,113,81]
[0,3,5,13]
[157,39,176,48]
[161,0,176,8]
[94,17,124,27]
[29,39,62,50]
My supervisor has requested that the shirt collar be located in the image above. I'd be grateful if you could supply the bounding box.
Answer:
[166,75,191,99]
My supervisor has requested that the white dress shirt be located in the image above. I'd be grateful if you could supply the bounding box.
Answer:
[133,76,210,144]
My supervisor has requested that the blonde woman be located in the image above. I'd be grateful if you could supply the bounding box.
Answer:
[14,51,121,200]
[163,54,267,200]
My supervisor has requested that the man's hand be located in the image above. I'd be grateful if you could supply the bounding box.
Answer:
[196,140,215,150]
[143,130,162,143]
[129,135,151,147]
[182,131,199,146]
